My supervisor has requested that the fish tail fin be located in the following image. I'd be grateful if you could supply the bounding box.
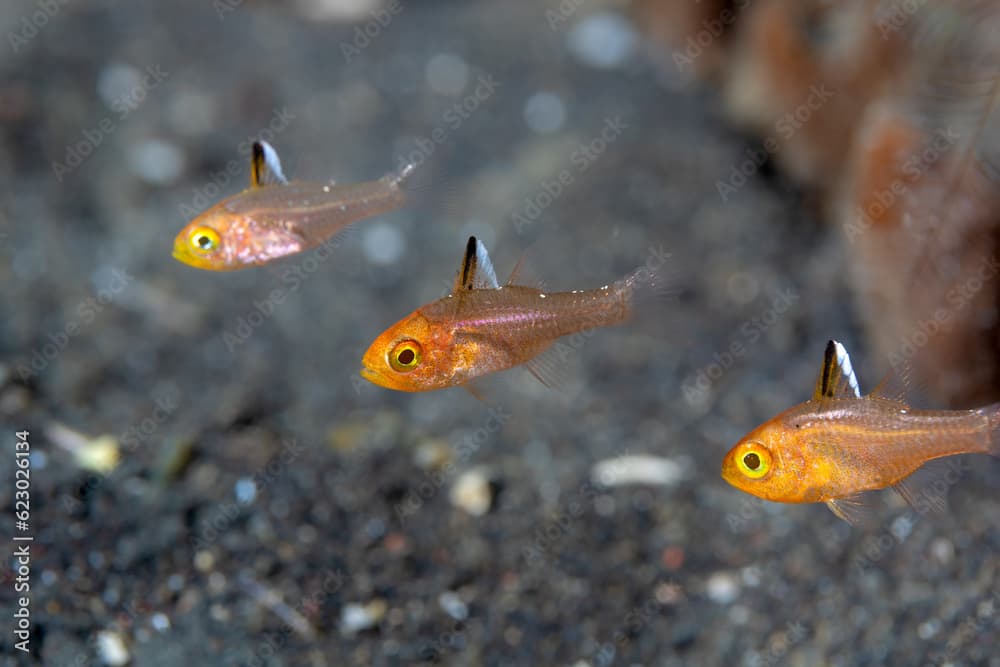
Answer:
[981,403,1000,456]
[387,151,463,219]
[615,247,680,317]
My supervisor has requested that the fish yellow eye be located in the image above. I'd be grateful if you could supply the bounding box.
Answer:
[389,340,422,372]
[737,443,772,479]
[188,227,221,254]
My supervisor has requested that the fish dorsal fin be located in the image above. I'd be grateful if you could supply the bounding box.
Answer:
[813,340,862,401]
[453,236,499,292]
[250,140,289,188]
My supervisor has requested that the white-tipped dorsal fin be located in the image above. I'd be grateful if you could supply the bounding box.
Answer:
[250,140,288,187]
[453,236,500,292]
[813,340,862,401]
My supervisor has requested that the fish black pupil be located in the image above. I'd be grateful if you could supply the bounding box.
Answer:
[197,235,213,249]
[398,348,415,365]
[744,453,761,470]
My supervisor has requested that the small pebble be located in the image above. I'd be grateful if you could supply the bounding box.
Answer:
[426,53,469,95]
[450,469,493,516]
[523,92,566,134]
[890,515,914,542]
[438,591,469,621]
[362,222,405,265]
[566,12,637,69]
[917,619,940,639]
[151,613,170,632]
[97,63,144,110]
[706,571,740,604]
[128,139,185,186]
[96,630,130,666]
[591,455,684,487]
[193,551,215,572]
[929,537,954,564]
[234,478,257,505]
[340,600,388,636]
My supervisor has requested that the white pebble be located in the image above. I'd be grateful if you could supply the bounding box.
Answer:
[523,92,566,135]
[438,591,469,621]
[96,630,130,666]
[918,619,940,639]
[128,139,186,186]
[930,538,954,564]
[362,222,405,265]
[450,469,493,517]
[426,53,469,95]
[890,515,914,543]
[97,63,144,111]
[151,613,170,632]
[234,477,257,505]
[340,600,386,635]
[591,455,685,487]
[567,12,638,70]
[706,571,740,604]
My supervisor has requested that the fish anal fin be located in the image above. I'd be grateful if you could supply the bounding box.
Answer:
[251,141,289,187]
[523,343,576,392]
[891,465,950,514]
[813,340,862,401]
[453,236,500,293]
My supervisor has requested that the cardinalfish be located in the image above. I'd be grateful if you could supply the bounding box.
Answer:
[722,340,1000,522]
[172,141,415,271]
[360,236,667,393]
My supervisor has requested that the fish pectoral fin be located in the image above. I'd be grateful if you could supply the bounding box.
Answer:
[250,140,289,188]
[453,236,500,292]
[824,496,872,525]
[813,340,863,401]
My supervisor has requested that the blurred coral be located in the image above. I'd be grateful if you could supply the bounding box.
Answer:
[639,0,1000,405]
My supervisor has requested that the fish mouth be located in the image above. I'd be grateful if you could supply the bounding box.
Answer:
[360,366,390,388]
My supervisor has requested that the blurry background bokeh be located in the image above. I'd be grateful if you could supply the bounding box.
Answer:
[1,0,998,665]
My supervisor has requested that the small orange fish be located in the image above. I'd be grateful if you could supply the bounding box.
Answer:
[173,141,414,271]
[722,340,1000,521]
[360,237,666,393]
